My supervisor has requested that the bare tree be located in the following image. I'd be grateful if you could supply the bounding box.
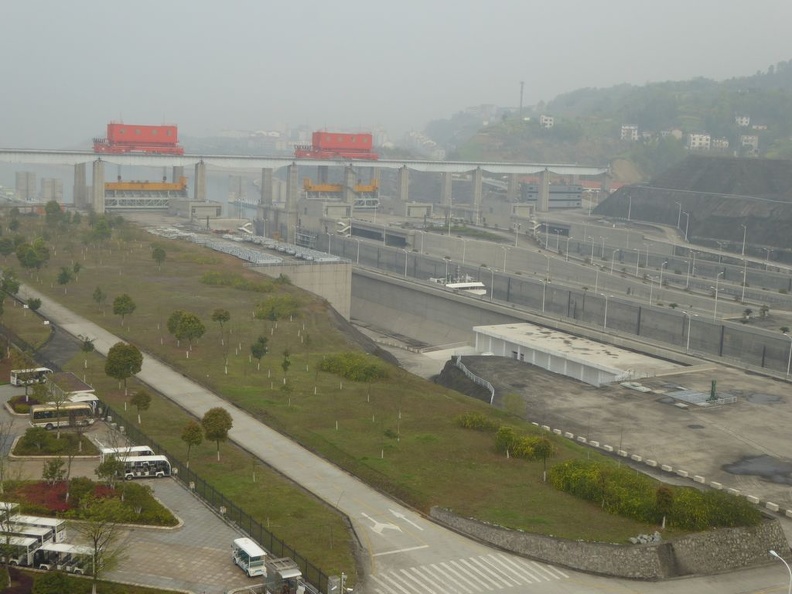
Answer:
[72,498,129,594]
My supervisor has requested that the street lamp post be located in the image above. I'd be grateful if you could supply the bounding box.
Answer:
[675,201,682,229]
[601,294,610,329]
[649,276,655,306]
[634,248,640,276]
[418,230,425,254]
[501,246,510,271]
[354,238,361,264]
[594,268,600,294]
[627,195,632,221]
[610,249,618,274]
[461,238,468,265]
[402,249,409,278]
[589,236,595,261]
[327,233,333,254]
[600,236,605,259]
[770,550,792,594]
[785,334,792,377]
[541,279,547,313]
[763,247,772,270]
[514,223,521,247]
[444,257,450,281]
[659,261,668,290]
[682,311,696,352]
[564,236,571,261]
[741,257,747,303]
[740,224,747,256]
[489,267,495,301]
[644,242,650,268]
[682,211,690,242]
[713,271,724,320]
[554,230,561,252]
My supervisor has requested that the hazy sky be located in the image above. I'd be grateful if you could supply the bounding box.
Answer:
[3,0,792,148]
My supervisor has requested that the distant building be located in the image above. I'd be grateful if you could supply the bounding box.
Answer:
[620,125,639,141]
[711,138,730,150]
[740,134,759,153]
[751,123,768,131]
[539,115,554,128]
[686,133,711,150]
[735,115,750,127]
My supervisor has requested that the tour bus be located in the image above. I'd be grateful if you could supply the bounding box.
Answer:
[10,367,52,387]
[0,535,39,566]
[232,537,266,577]
[29,402,95,430]
[34,542,93,574]
[99,445,155,463]
[11,515,66,543]
[118,455,171,480]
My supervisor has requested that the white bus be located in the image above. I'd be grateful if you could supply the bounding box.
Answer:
[34,542,93,574]
[0,535,39,566]
[99,445,155,462]
[232,537,266,577]
[118,455,171,480]
[11,515,66,542]
[10,367,52,387]
[29,402,95,430]
[0,524,53,547]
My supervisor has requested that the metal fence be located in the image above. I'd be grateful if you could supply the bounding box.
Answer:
[453,355,495,404]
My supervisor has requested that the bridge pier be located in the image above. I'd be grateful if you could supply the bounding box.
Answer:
[285,163,299,243]
[507,173,519,201]
[537,169,550,212]
[398,166,410,204]
[472,167,483,225]
[91,159,105,214]
[344,166,356,205]
[73,162,87,209]
[194,161,206,201]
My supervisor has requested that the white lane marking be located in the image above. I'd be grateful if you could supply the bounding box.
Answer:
[373,544,430,557]
[361,512,403,535]
[389,508,424,531]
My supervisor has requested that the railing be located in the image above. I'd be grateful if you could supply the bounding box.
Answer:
[453,355,495,404]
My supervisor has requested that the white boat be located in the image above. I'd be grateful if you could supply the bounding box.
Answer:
[429,271,487,296]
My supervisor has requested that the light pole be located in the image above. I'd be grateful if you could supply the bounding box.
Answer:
[644,242,650,268]
[487,266,495,301]
[402,249,409,278]
[770,550,792,594]
[564,236,571,261]
[354,238,361,264]
[444,257,450,281]
[682,311,696,352]
[594,268,600,294]
[539,252,550,281]
[659,261,668,289]
[554,230,561,252]
[541,279,547,313]
[634,249,640,276]
[740,223,747,256]
[610,249,618,274]
[514,222,521,247]
[785,334,792,377]
[741,257,747,303]
[601,294,610,329]
[675,201,682,229]
[327,233,333,255]
[461,238,468,265]
[763,247,772,270]
[501,246,510,272]
[627,195,632,221]
[418,230,425,254]
[713,271,724,320]
[600,236,605,259]
[682,211,689,242]
[649,276,655,306]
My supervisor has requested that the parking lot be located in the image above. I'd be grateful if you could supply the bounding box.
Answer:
[1,386,254,594]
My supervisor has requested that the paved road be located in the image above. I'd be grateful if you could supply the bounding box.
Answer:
[17,285,792,594]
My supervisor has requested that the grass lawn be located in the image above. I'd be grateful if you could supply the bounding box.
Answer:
[0,213,684,578]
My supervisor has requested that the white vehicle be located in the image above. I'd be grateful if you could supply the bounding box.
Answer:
[34,542,93,573]
[10,367,52,387]
[232,537,266,577]
[0,524,53,546]
[29,402,95,430]
[99,445,155,462]
[11,515,67,542]
[117,455,171,480]
[0,535,39,566]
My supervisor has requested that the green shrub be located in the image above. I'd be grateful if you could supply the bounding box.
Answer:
[200,271,274,293]
[319,352,389,382]
[549,459,762,529]
[454,412,500,432]
[254,295,303,321]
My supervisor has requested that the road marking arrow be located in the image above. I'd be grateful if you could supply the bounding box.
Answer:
[389,509,424,531]
[361,513,402,535]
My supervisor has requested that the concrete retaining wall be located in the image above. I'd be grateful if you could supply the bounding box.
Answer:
[430,507,788,579]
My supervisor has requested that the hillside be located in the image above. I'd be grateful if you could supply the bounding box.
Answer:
[427,60,792,181]
[596,155,792,256]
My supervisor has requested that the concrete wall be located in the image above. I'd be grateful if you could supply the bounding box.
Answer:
[430,507,788,579]
[251,262,351,320]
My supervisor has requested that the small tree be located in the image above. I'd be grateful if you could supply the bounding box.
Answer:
[26,297,41,312]
[167,310,205,349]
[181,420,203,469]
[94,457,125,490]
[151,245,166,270]
[112,293,136,325]
[129,389,152,425]
[104,342,143,395]
[57,266,73,294]
[281,348,291,380]
[72,261,82,280]
[201,407,233,462]
[656,486,674,529]
[42,458,65,486]
[72,497,128,594]
[79,335,95,368]
[250,336,269,370]
[92,287,107,313]
[533,437,555,483]
[211,308,231,344]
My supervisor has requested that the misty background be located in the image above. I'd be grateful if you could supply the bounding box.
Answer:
[2,0,792,149]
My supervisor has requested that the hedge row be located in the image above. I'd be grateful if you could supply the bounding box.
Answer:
[495,426,555,461]
[319,352,390,382]
[549,459,762,530]
[453,412,499,432]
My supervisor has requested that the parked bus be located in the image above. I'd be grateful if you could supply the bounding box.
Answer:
[29,402,95,430]
[232,537,266,577]
[0,524,53,547]
[10,368,52,387]
[118,455,171,480]
[99,445,155,462]
[11,515,66,543]
[34,542,93,574]
[0,535,39,566]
